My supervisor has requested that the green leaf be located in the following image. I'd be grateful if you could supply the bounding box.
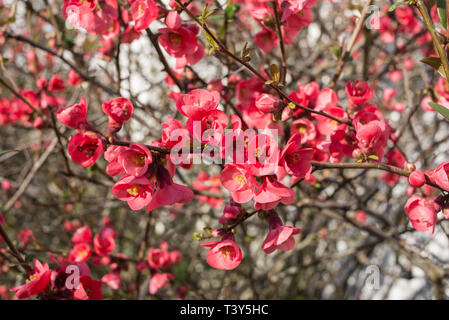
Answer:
[0,150,16,156]
[330,45,341,59]
[368,155,379,161]
[225,3,240,19]
[428,101,449,121]
[388,2,408,12]
[421,56,446,78]
[204,30,219,50]
[437,0,448,29]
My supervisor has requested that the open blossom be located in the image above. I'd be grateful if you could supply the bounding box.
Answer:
[48,74,66,92]
[130,0,158,32]
[220,164,258,203]
[10,259,52,299]
[93,234,116,256]
[279,133,313,179]
[201,236,242,270]
[345,80,373,108]
[147,247,170,269]
[72,225,92,243]
[158,11,204,68]
[404,196,438,233]
[176,89,220,119]
[69,243,92,263]
[262,212,301,254]
[354,119,390,161]
[146,166,194,211]
[68,132,105,167]
[254,175,295,211]
[112,175,155,210]
[118,144,153,177]
[73,276,102,300]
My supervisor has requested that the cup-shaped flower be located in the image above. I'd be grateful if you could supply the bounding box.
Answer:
[10,259,52,299]
[67,132,105,167]
[118,144,153,177]
[201,238,242,270]
[112,175,155,210]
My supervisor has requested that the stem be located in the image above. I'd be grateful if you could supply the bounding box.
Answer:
[416,0,449,81]
[271,0,287,86]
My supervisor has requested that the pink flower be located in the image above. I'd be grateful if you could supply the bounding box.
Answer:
[69,243,92,263]
[72,225,92,243]
[409,170,426,188]
[145,167,194,211]
[201,237,242,270]
[262,213,301,254]
[93,234,116,256]
[254,176,295,211]
[102,272,121,290]
[433,161,449,191]
[68,69,84,85]
[10,259,52,299]
[102,97,134,134]
[345,80,373,108]
[404,195,438,233]
[48,74,65,92]
[354,119,390,161]
[255,93,283,113]
[280,133,313,179]
[220,164,257,203]
[149,273,174,295]
[112,175,155,210]
[104,145,127,176]
[130,0,158,32]
[254,27,278,53]
[176,89,220,119]
[56,97,92,131]
[118,144,153,177]
[67,132,104,167]
[73,275,102,300]
[147,247,169,269]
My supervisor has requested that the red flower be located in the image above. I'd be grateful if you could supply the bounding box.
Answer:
[130,0,158,32]
[112,175,155,210]
[404,196,438,234]
[102,97,134,134]
[69,243,92,263]
[118,144,153,177]
[147,247,169,269]
[72,225,92,244]
[93,234,116,256]
[262,213,301,254]
[409,170,426,188]
[280,133,313,179]
[73,275,102,300]
[56,97,92,131]
[201,236,242,270]
[433,161,449,191]
[10,259,52,299]
[67,132,104,167]
[149,273,174,295]
[345,80,373,108]
[48,74,66,92]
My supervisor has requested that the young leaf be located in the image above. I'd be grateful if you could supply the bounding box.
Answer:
[421,56,446,78]
[388,1,408,12]
[437,0,448,29]
[428,102,449,121]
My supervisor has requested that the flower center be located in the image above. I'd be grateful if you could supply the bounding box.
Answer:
[127,184,140,196]
[234,175,246,186]
[132,154,146,167]
[169,33,182,47]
